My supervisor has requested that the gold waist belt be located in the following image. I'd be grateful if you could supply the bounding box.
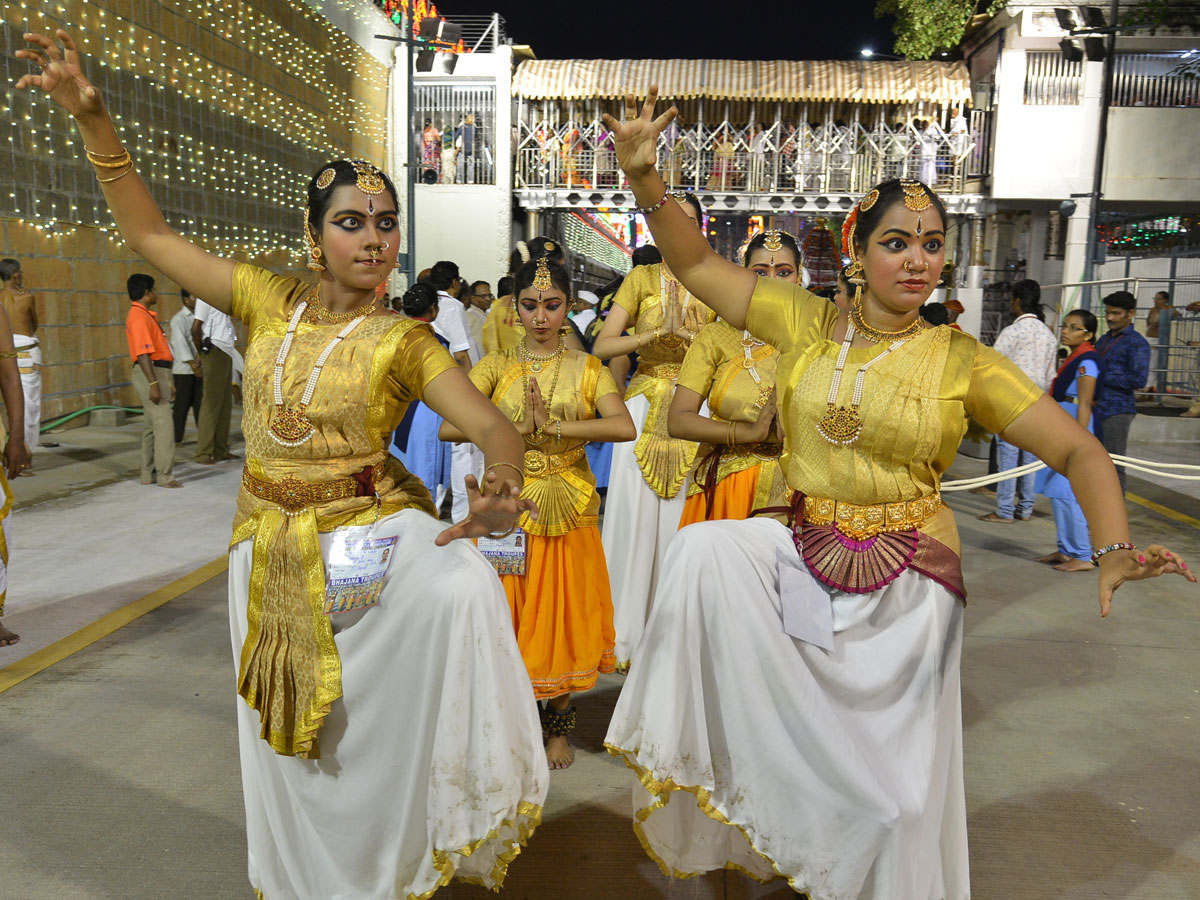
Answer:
[524,444,586,478]
[242,468,368,516]
[723,441,783,461]
[637,363,681,381]
[803,493,942,541]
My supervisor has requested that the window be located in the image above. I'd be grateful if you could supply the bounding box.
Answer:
[1024,51,1083,105]
[413,84,497,185]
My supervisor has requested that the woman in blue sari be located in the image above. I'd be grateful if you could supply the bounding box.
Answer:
[1036,309,1100,572]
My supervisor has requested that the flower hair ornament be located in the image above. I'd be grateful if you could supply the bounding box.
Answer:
[841,189,878,285]
[515,241,530,266]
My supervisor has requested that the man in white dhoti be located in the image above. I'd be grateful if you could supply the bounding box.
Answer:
[0,259,41,467]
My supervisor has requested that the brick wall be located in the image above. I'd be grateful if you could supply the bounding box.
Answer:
[0,0,395,427]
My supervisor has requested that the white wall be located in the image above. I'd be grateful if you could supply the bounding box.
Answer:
[1105,108,1200,203]
[989,36,1200,204]
[414,185,511,284]
[990,44,1102,200]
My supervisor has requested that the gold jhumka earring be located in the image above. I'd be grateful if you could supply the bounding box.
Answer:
[303,208,325,272]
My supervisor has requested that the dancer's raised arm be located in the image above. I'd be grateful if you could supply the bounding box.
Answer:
[602,88,757,328]
[16,29,234,312]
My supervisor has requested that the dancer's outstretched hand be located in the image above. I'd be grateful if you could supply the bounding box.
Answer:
[600,86,677,178]
[1097,544,1195,617]
[16,29,103,119]
[434,471,538,546]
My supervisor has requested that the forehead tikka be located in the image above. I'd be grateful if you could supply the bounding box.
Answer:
[901,180,932,212]
[532,256,553,298]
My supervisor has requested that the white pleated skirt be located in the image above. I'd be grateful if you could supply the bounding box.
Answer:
[229,508,549,900]
[601,392,689,665]
[605,517,969,900]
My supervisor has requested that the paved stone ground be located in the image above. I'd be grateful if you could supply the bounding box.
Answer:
[1,425,1198,899]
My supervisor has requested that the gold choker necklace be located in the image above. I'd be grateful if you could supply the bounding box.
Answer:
[849,302,925,343]
[305,292,378,324]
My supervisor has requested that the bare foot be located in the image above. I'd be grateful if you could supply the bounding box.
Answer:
[1182,411,1200,418]
[546,735,575,770]
[1054,559,1095,572]
[0,620,18,646]
[977,512,1014,523]
[159,480,184,489]
[1035,551,1070,564]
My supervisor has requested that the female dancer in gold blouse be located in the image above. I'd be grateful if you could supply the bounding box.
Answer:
[600,89,1194,900]
[444,258,635,769]
[592,193,716,664]
[670,229,799,526]
[18,29,549,899]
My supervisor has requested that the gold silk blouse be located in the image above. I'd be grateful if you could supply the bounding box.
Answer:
[677,319,788,510]
[745,277,1043,557]
[470,346,618,537]
[482,295,525,354]
[230,263,457,759]
[613,264,716,499]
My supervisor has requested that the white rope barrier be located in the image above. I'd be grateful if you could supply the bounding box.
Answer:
[941,453,1200,492]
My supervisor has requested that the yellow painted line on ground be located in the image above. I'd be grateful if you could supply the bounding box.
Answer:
[1127,492,1200,532]
[0,556,228,695]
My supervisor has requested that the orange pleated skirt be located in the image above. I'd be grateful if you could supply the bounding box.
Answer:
[678,464,763,529]
[499,525,616,700]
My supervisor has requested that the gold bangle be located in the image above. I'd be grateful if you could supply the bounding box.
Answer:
[97,166,135,184]
[486,461,524,481]
[485,526,517,539]
[730,421,738,445]
[86,149,133,168]
[83,145,129,158]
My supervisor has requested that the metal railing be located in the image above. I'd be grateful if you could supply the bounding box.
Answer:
[444,14,506,53]
[1112,52,1200,108]
[515,118,985,196]
[1038,276,1200,401]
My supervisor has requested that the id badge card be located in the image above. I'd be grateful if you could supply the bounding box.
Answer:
[477,527,527,576]
[323,525,399,615]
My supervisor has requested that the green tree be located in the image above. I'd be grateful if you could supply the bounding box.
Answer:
[876,0,1006,59]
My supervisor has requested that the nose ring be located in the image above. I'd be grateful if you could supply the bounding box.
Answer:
[903,261,926,274]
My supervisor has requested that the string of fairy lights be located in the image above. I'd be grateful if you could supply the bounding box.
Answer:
[1,0,391,260]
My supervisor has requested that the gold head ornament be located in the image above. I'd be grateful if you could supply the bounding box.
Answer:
[762,230,783,253]
[901,180,932,212]
[532,256,554,295]
[315,167,336,190]
[350,159,386,195]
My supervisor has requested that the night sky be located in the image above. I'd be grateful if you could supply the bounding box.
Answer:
[439,0,897,61]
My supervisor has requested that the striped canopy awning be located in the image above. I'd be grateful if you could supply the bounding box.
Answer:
[512,59,972,106]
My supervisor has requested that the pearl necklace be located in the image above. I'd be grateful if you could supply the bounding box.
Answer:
[268,299,371,447]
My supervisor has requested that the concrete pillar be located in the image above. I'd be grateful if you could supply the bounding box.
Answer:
[1026,206,1048,285]
[1062,194,1094,311]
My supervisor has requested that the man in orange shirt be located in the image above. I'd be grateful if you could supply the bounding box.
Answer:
[125,274,180,488]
